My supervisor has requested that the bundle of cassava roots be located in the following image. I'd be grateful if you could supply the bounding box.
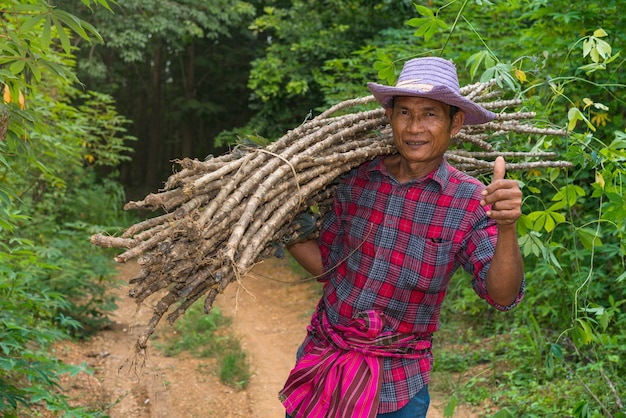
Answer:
[91,79,571,351]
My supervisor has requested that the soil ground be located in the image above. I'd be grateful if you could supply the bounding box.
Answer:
[52,257,482,417]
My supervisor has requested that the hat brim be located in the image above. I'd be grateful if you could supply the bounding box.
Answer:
[367,82,496,125]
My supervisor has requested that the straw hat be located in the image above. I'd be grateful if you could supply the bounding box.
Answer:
[367,57,496,125]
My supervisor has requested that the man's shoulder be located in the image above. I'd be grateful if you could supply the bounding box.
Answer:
[341,157,382,181]
[443,162,486,194]
[450,167,482,184]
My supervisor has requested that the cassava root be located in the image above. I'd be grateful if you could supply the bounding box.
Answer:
[91,87,571,352]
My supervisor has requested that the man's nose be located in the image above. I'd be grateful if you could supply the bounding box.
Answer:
[407,115,425,133]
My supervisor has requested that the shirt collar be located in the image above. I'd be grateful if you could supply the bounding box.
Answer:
[367,156,451,189]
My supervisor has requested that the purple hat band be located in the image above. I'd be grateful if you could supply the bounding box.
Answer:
[367,57,496,125]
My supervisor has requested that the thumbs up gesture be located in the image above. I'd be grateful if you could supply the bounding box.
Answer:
[480,157,522,227]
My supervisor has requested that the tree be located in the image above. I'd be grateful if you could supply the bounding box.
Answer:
[1,1,134,414]
[242,0,415,140]
[67,0,261,194]
[349,1,625,416]
[245,0,625,415]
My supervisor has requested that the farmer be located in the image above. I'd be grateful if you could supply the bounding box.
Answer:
[280,56,525,418]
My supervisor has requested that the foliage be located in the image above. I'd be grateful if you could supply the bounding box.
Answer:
[240,0,416,141]
[63,0,262,193]
[0,0,103,93]
[2,0,625,416]
[0,231,99,415]
[258,0,624,416]
[154,303,251,390]
[0,0,137,416]
[8,85,137,333]
[375,1,626,417]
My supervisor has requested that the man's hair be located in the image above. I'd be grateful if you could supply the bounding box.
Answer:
[449,105,460,123]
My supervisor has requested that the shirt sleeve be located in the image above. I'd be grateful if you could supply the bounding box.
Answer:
[464,211,525,311]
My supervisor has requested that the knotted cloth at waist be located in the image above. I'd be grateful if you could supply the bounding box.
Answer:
[279,302,432,418]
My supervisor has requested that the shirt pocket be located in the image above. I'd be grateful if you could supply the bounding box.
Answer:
[398,236,459,294]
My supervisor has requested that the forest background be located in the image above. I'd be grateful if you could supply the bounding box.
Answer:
[0,0,624,417]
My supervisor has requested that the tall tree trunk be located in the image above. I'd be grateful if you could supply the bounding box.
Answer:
[180,41,196,158]
[145,45,165,188]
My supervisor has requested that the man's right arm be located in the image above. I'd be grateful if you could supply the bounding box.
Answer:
[287,239,324,277]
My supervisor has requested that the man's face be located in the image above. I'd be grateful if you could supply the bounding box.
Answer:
[386,96,464,168]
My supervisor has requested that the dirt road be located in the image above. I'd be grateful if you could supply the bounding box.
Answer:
[54,257,477,417]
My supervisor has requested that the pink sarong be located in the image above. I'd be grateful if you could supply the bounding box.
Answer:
[279,305,431,418]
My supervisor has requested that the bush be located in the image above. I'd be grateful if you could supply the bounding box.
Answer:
[154,303,251,390]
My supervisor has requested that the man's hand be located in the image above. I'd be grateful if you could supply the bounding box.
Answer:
[480,156,522,227]
[482,156,525,307]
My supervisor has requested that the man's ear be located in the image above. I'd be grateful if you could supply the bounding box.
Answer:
[386,106,393,120]
[451,110,465,135]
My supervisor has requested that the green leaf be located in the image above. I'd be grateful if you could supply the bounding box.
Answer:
[443,394,457,418]
[552,185,584,206]
[582,38,593,59]
[572,400,590,418]
[519,230,544,257]
[543,243,563,271]
[52,9,102,43]
[595,38,612,59]
[407,4,446,41]
[568,106,596,131]
[545,342,563,376]
[593,28,608,37]
[413,4,435,18]
[0,190,11,206]
[82,0,114,13]
[406,17,428,28]
[42,17,52,50]
[599,137,626,161]
[544,212,556,232]
[466,51,497,80]
[51,16,72,54]
[572,318,594,346]
[576,227,603,250]
[525,208,566,233]
[26,60,42,83]
[9,60,26,75]
[550,342,563,360]
[491,407,516,418]
[19,14,46,34]
[568,107,584,131]
[79,20,104,43]
[373,52,396,85]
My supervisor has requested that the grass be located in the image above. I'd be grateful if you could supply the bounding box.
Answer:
[153,302,251,390]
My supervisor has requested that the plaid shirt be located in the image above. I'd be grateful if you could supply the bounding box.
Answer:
[297,157,524,414]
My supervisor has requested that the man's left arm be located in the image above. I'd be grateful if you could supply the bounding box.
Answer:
[480,157,524,307]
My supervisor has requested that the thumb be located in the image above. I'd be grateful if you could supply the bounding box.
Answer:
[493,156,506,181]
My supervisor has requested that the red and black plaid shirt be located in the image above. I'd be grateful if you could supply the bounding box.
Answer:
[298,157,524,414]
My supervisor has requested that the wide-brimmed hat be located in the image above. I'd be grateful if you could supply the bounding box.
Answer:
[367,57,496,125]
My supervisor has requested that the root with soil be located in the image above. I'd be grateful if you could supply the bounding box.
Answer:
[91,82,571,353]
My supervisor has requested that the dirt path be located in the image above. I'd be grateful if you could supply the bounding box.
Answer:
[54,257,476,417]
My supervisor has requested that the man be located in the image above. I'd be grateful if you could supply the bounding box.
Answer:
[280,56,524,418]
